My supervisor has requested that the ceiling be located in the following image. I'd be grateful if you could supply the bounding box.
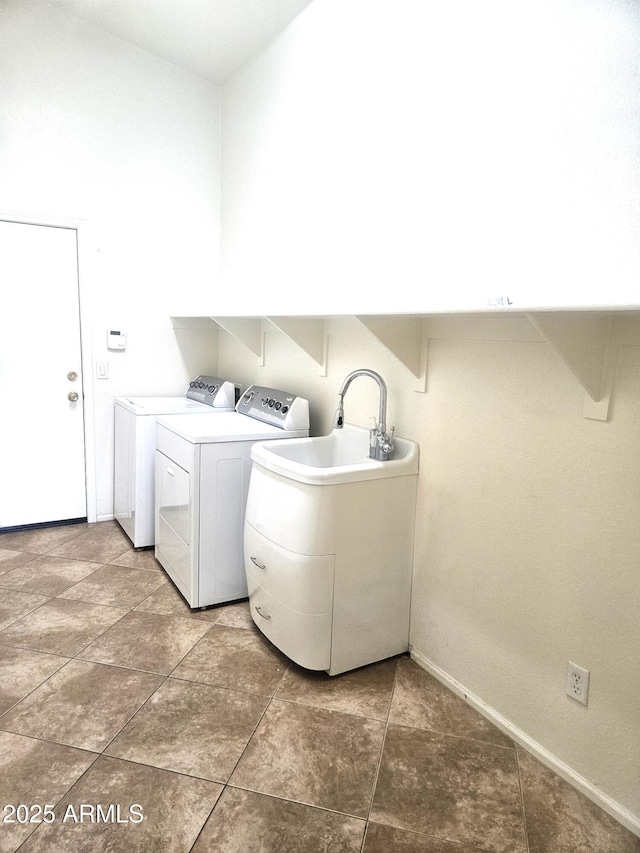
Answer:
[48,0,315,84]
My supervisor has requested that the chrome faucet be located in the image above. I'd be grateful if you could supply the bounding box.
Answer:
[333,369,395,460]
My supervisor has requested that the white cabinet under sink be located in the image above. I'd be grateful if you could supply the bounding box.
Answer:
[244,425,419,676]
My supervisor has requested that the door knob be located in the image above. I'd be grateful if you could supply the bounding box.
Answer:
[67,371,78,381]
[68,391,79,402]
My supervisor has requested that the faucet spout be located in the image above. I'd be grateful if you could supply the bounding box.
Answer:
[334,369,394,460]
[336,369,387,433]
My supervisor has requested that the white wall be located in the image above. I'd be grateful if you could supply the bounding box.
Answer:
[221,0,640,314]
[0,0,222,520]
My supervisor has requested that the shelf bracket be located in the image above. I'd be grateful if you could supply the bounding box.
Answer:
[356,315,428,392]
[526,312,614,420]
[211,316,264,365]
[266,317,328,376]
[581,337,618,421]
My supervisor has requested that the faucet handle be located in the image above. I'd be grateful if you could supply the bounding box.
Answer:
[378,425,395,459]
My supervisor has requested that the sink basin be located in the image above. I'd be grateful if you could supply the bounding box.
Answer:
[250,423,419,485]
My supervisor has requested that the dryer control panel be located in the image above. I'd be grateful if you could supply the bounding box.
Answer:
[237,385,310,431]
[186,376,239,408]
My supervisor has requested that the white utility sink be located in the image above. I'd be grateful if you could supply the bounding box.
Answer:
[245,421,420,675]
[249,423,419,485]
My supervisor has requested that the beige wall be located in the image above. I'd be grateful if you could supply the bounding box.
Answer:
[218,315,640,830]
[413,325,640,822]
[217,1,640,826]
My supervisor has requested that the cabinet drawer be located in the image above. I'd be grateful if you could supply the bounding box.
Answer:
[155,516,193,605]
[245,464,335,555]
[245,523,334,615]
[157,424,196,473]
[156,451,190,546]
[248,578,331,672]
[156,450,191,545]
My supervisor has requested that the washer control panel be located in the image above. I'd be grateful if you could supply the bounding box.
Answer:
[185,376,239,408]
[237,385,310,431]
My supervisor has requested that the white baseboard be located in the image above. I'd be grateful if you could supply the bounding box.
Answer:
[409,647,640,839]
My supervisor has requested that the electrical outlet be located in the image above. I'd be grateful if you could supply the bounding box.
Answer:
[566,661,590,706]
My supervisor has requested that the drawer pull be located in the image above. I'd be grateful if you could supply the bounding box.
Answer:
[250,556,266,570]
[255,605,271,620]
[166,466,175,477]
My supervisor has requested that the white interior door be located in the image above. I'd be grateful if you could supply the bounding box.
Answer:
[0,220,87,529]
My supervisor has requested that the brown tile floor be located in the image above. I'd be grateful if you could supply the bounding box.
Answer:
[0,521,638,853]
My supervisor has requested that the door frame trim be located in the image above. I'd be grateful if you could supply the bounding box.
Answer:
[0,208,97,524]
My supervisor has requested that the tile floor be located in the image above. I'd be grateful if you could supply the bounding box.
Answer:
[0,521,638,853]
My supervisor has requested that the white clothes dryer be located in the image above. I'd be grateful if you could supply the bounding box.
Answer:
[155,385,309,609]
[114,376,238,548]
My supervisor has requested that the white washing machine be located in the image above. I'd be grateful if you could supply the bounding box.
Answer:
[155,385,310,609]
[114,376,238,548]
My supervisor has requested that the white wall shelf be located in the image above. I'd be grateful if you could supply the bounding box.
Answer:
[211,316,265,365]
[171,310,640,421]
[266,316,328,375]
[356,315,428,393]
[171,315,328,373]
[526,313,615,421]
